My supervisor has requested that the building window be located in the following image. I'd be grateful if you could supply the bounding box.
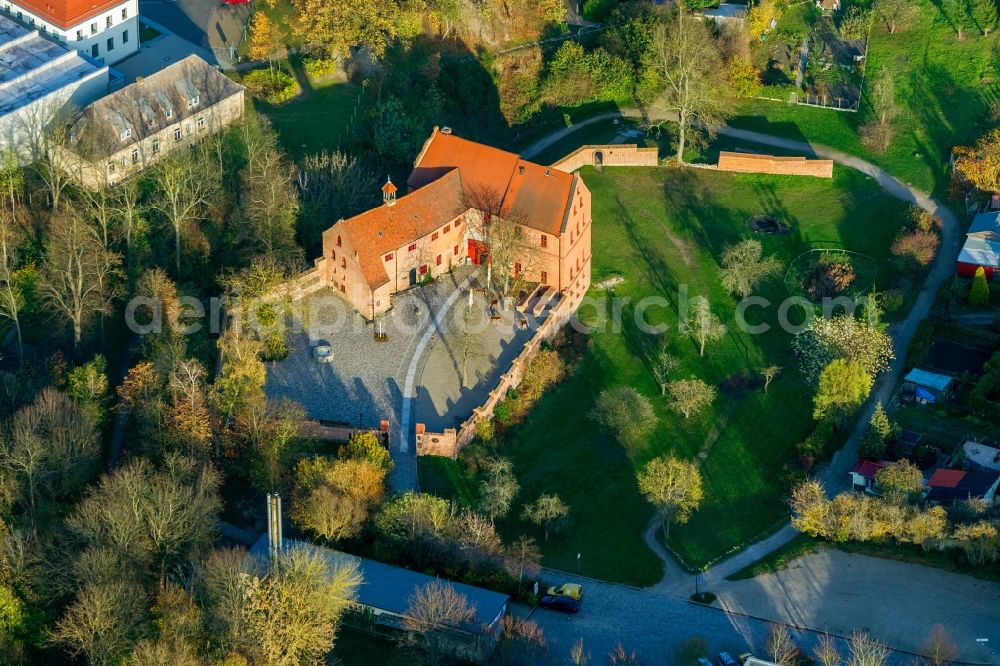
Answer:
[336,235,342,247]
[152,139,160,154]
[341,258,346,269]
[197,117,205,130]
[91,43,99,57]
[119,128,131,141]
[174,128,182,141]
[187,95,200,109]
[122,29,128,43]
[107,162,116,174]
[540,271,547,284]
[436,255,442,266]
[106,16,112,28]
[540,234,547,248]
[453,245,459,255]
[514,262,521,275]
[419,264,428,275]
[331,249,336,260]
[340,285,346,293]
[185,122,192,135]
[131,148,138,163]
[408,243,416,252]
[455,219,461,227]
[90,22,97,35]
[431,232,438,241]
[444,225,450,233]
[165,108,172,119]
[122,7,128,19]
[107,37,113,50]
[76,29,82,40]
[120,156,127,167]
[384,253,393,262]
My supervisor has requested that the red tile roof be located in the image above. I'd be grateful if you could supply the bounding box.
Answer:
[927,469,966,488]
[408,129,574,236]
[12,0,125,29]
[341,170,467,290]
[851,459,889,480]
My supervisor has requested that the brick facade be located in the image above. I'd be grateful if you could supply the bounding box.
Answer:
[550,143,659,173]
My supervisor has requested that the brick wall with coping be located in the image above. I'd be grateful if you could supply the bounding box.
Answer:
[716,151,834,178]
[551,144,659,172]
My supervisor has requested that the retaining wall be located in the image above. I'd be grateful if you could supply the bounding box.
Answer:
[716,151,833,178]
[551,143,659,172]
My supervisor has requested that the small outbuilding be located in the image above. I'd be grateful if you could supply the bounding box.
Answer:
[926,468,1000,505]
[901,368,955,404]
[850,459,890,493]
[957,211,1000,280]
[702,3,748,23]
[961,440,1000,473]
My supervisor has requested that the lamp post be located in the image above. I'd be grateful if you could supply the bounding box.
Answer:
[577,552,581,574]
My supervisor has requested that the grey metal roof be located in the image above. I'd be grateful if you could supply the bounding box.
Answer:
[958,237,1000,268]
[250,536,509,634]
[968,211,1000,237]
[903,368,954,392]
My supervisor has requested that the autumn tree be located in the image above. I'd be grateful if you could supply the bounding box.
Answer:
[667,379,716,419]
[248,11,283,67]
[522,494,570,542]
[494,615,549,665]
[291,451,388,541]
[41,211,122,352]
[51,580,147,666]
[719,239,782,297]
[292,0,400,59]
[643,8,731,163]
[236,398,304,492]
[212,328,266,420]
[846,631,890,666]
[813,359,872,425]
[636,455,704,538]
[874,459,923,503]
[922,624,958,666]
[683,297,726,357]
[647,339,679,395]
[165,358,213,459]
[746,0,777,40]
[951,520,999,564]
[590,387,657,448]
[150,146,220,277]
[479,457,520,521]
[953,129,1000,193]
[402,579,476,663]
[342,430,392,471]
[244,546,361,665]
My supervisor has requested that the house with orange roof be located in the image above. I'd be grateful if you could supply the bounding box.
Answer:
[2,0,139,65]
[321,127,592,320]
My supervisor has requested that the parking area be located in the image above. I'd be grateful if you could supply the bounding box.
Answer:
[138,0,250,67]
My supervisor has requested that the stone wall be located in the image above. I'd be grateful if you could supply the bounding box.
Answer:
[551,144,659,172]
[415,291,578,459]
[300,419,390,446]
[716,151,834,178]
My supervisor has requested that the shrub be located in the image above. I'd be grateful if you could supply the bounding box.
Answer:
[302,55,337,80]
[969,266,990,306]
[243,68,299,104]
[891,229,939,271]
[261,333,290,361]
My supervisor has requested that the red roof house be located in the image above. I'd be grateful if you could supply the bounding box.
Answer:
[849,459,890,493]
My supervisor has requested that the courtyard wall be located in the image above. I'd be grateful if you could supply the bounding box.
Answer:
[551,144,659,172]
[716,151,834,178]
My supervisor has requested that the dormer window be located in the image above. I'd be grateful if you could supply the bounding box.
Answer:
[187,95,200,109]
[165,108,173,119]
[119,128,131,141]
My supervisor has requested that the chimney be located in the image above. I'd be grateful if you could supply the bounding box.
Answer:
[382,177,397,207]
[518,165,525,175]
[441,126,453,135]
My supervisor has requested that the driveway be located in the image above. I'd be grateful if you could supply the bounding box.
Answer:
[139,0,250,67]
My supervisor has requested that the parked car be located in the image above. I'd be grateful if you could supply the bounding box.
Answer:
[545,583,583,600]
[716,652,739,666]
[537,594,580,614]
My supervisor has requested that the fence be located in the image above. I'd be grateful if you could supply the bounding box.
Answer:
[551,143,659,172]
[414,291,578,459]
[717,151,834,178]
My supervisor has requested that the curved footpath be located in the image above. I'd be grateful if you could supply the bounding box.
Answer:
[520,115,999,664]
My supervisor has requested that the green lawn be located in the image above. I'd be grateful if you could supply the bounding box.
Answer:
[250,79,368,160]
[421,165,912,582]
[733,0,1000,195]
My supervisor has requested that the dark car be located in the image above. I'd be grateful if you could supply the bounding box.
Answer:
[537,594,580,614]
[715,652,739,666]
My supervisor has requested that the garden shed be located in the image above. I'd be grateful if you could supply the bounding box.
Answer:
[902,368,954,404]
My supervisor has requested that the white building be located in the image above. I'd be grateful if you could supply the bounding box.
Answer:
[0,13,109,163]
[1,0,138,65]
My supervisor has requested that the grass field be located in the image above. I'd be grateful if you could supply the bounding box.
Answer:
[733,0,1000,196]
[421,164,912,582]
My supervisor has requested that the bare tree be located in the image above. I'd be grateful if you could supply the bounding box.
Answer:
[648,339,679,395]
[479,456,520,520]
[644,9,731,163]
[761,365,781,393]
[766,623,800,666]
[50,580,147,666]
[922,624,957,666]
[814,633,842,666]
[24,101,78,210]
[522,493,570,542]
[503,535,541,593]
[464,185,540,298]
[403,579,477,664]
[40,211,122,352]
[847,631,890,666]
[683,297,725,357]
[150,146,220,276]
[667,379,716,419]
